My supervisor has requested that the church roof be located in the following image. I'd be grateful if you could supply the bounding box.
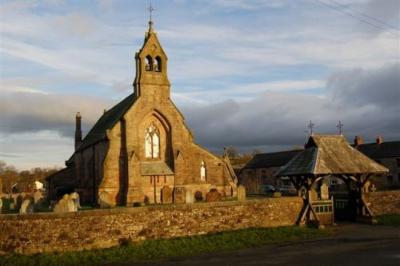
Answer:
[243,150,303,169]
[76,93,136,152]
[277,135,388,177]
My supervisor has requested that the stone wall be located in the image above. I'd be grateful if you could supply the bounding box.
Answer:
[0,197,302,255]
[368,190,400,215]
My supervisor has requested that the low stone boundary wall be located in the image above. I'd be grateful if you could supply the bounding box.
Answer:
[368,190,400,215]
[0,197,302,255]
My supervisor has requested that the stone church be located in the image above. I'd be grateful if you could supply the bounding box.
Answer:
[47,20,237,207]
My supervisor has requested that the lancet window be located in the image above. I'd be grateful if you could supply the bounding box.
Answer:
[145,124,160,159]
[200,161,207,181]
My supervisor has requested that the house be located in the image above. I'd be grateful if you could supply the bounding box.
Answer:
[47,19,237,207]
[239,150,302,194]
[354,136,400,189]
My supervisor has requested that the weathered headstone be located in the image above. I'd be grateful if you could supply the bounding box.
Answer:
[173,187,186,204]
[161,186,173,204]
[309,189,318,201]
[237,185,246,202]
[363,181,371,193]
[70,192,81,211]
[33,190,44,204]
[320,183,329,200]
[186,190,194,203]
[15,194,23,211]
[194,191,203,202]
[53,194,77,213]
[20,199,34,214]
[206,189,221,202]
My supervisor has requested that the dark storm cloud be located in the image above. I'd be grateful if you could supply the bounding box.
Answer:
[328,63,400,107]
[1,64,399,153]
[0,92,111,137]
[182,63,400,152]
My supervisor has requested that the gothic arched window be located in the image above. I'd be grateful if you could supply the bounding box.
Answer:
[200,161,207,181]
[145,124,160,158]
[154,56,162,72]
[145,55,153,71]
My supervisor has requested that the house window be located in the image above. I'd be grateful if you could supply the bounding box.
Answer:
[200,161,207,181]
[145,124,160,159]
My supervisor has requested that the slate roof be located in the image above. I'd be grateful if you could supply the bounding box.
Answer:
[355,141,400,159]
[140,162,174,176]
[277,135,389,177]
[76,93,136,152]
[243,150,303,169]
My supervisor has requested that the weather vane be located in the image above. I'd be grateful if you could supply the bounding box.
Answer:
[307,120,315,136]
[337,120,344,135]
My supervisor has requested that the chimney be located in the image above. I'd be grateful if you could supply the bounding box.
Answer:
[376,135,383,144]
[75,112,82,150]
[354,135,364,146]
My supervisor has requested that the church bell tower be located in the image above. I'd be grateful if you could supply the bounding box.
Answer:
[133,17,170,99]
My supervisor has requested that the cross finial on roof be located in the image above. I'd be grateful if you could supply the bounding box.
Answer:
[337,120,344,135]
[147,0,155,31]
[307,120,315,136]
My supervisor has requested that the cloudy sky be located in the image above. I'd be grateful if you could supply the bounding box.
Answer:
[0,0,399,170]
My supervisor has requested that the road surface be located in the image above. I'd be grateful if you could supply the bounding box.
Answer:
[118,224,400,266]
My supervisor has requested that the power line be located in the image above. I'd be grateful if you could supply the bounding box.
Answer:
[315,0,399,37]
[329,0,400,31]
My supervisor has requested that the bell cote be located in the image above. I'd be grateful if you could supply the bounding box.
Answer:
[133,21,170,98]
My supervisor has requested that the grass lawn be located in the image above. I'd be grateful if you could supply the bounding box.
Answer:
[376,214,400,227]
[0,226,328,266]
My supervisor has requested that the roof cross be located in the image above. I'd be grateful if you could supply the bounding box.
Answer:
[307,120,315,136]
[337,120,344,135]
[148,1,155,23]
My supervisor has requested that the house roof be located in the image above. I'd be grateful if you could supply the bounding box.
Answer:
[243,150,303,169]
[76,93,136,152]
[355,141,400,159]
[277,135,389,177]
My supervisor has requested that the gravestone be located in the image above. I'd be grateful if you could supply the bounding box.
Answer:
[20,199,34,214]
[194,191,203,202]
[206,189,221,202]
[161,186,173,204]
[186,190,194,203]
[53,194,77,213]
[320,183,329,200]
[309,189,318,201]
[363,181,371,193]
[14,194,23,211]
[70,192,81,211]
[173,187,186,204]
[33,190,44,204]
[237,185,246,202]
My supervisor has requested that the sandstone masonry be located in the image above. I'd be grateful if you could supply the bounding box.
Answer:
[0,197,302,255]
